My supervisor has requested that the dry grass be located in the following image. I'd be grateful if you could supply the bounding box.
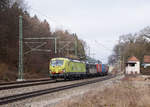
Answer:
[0,63,14,81]
[55,81,150,107]
[0,62,49,82]
[122,74,150,82]
[0,63,8,73]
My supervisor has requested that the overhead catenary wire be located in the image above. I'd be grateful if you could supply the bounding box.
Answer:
[59,38,75,51]
[94,40,112,52]
[29,7,57,22]
[88,40,113,63]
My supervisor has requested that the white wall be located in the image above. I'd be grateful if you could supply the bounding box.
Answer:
[108,66,114,73]
[125,61,140,74]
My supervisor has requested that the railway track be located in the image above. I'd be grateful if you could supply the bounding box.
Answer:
[0,75,112,91]
[0,75,115,105]
[0,79,57,91]
[0,78,51,86]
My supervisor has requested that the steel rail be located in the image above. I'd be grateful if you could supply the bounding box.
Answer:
[0,75,115,105]
[0,80,57,91]
[0,78,51,86]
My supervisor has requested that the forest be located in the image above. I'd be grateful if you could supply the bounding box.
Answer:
[0,0,86,81]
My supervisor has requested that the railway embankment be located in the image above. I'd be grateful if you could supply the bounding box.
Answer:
[0,74,121,107]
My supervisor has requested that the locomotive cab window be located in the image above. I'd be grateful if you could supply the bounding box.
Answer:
[51,60,64,66]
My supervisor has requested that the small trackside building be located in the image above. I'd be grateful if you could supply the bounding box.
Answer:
[143,55,150,68]
[125,56,140,74]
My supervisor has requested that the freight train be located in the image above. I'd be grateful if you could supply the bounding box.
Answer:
[49,58,108,79]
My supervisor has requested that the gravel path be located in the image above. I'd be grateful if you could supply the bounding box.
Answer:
[2,75,124,107]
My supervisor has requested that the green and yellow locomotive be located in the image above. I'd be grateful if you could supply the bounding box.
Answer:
[49,58,86,79]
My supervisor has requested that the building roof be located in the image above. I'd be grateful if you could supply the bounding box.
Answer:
[128,56,139,62]
[144,55,150,63]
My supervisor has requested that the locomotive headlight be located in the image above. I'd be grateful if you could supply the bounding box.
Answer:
[62,69,65,72]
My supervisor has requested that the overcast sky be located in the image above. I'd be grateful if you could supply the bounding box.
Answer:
[25,0,150,63]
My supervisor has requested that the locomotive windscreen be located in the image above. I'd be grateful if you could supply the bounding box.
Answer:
[51,60,64,66]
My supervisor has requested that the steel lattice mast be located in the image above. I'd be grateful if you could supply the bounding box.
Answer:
[18,16,24,81]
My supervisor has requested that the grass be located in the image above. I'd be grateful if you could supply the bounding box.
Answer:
[56,80,150,107]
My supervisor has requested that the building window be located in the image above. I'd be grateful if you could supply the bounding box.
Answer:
[129,63,135,67]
